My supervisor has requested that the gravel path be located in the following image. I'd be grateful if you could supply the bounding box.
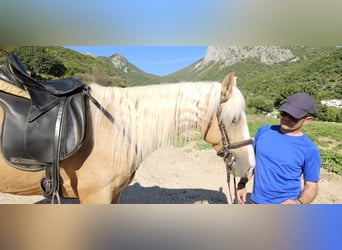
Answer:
[1,143,341,204]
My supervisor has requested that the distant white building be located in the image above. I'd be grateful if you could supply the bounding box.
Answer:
[321,99,342,109]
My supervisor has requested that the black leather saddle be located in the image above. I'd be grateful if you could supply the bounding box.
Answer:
[0,53,88,198]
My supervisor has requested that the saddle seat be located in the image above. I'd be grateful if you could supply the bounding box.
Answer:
[0,53,88,198]
[5,53,85,96]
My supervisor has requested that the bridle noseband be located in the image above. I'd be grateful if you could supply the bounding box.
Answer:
[204,96,253,204]
[216,98,253,169]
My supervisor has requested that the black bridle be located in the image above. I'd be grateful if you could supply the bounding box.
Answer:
[204,97,253,204]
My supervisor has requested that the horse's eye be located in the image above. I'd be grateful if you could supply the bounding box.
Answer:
[232,118,237,124]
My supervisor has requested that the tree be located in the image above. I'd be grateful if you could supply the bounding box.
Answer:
[247,96,274,114]
[316,103,342,122]
[16,46,66,78]
[47,57,67,77]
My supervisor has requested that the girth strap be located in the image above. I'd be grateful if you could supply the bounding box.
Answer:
[40,98,66,199]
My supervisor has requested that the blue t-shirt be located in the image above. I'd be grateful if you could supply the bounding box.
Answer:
[250,125,321,204]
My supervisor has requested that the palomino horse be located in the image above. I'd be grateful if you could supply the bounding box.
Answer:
[0,73,255,204]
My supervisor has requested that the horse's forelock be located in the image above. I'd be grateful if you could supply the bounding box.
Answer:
[220,85,246,126]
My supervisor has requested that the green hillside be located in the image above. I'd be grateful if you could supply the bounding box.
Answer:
[164,46,342,121]
[164,46,340,99]
[1,45,341,122]
[0,46,161,87]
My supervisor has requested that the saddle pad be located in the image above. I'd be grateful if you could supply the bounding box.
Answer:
[25,92,87,162]
[0,78,30,99]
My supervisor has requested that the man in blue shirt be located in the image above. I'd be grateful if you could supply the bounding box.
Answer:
[237,93,321,204]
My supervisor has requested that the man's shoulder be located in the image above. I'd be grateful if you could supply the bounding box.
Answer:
[257,124,280,133]
[302,134,320,151]
[257,125,270,131]
[255,125,279,140]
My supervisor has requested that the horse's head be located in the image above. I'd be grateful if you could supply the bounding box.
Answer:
[201,73,255,177]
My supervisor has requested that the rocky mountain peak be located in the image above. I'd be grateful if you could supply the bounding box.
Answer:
[195,46,295,70]
[111,54,129,72]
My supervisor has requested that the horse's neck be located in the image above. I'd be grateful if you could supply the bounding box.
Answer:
[132,83,218,157]
[89,82,219,161]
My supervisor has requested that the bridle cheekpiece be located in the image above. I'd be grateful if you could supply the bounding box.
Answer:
[215,96,253,203]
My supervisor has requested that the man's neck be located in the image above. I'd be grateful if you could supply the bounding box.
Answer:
[280,127,304,136]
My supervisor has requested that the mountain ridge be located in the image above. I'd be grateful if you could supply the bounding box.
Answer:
[1,45,340,110]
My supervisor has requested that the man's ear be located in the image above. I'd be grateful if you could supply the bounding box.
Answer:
[303,115,313,124]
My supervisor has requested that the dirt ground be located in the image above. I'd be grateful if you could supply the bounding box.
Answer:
[1,142,341,204]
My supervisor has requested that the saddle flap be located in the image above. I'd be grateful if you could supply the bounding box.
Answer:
[26,88,60,122]
[25,93,87,163]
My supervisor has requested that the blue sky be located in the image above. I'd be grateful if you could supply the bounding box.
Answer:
[1,1,341,46]
[64,46,208,76]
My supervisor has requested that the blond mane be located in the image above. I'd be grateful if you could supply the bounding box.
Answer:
[88,81,245,169]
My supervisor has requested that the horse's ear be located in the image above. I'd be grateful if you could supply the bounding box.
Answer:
[221,72,236,100]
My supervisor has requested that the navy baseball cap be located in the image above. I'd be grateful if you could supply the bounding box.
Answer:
[279,93,316,119]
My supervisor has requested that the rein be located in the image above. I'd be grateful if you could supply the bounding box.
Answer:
[84,87,139,155]
[208,97,253,204]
